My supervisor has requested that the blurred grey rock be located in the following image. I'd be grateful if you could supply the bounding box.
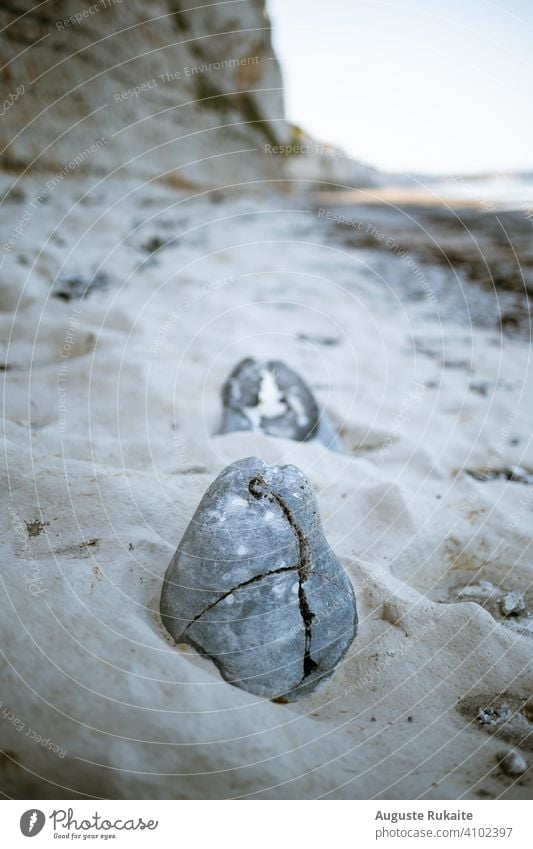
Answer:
[220,358,344,452]
[160,457,357,699]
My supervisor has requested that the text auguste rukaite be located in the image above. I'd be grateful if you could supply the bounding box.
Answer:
[49,808,158,834]
[375,810,473,823]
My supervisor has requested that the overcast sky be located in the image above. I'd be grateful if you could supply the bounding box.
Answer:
[267,0,533,175]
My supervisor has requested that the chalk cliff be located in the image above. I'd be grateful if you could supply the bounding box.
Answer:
[0,0,379,189]
[0,0,290,186]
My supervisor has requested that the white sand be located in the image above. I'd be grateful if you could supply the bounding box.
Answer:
[1,175,532,799]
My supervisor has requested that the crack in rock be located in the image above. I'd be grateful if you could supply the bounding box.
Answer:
[248,475,318,682]
[184,563,299,628]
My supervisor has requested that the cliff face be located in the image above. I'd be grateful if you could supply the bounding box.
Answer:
[0,0,289,186]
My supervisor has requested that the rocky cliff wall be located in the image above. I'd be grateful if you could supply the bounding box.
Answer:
[0,0,290,186]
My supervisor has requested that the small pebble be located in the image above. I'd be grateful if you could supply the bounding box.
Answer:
[500,591,526,617]
[497,750,528,776]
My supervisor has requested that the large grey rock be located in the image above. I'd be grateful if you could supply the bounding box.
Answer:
[220,358,344,452]
[0,0,289,186]
[160,457,357,699]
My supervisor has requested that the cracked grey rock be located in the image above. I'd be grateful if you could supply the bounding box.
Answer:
[220,358,344,453]
[160,457,357,700]
[477,705,511,726]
